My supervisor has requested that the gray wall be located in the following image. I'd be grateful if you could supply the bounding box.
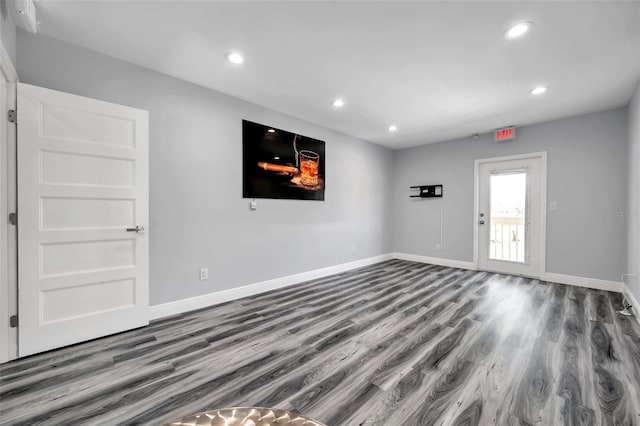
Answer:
[14,28,634,304]
[0,0,16,65]
[393,108,629,282]
[17,31,394,306]
[628,85,640,303]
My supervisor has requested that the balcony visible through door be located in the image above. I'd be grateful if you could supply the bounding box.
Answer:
[490,171,526,263]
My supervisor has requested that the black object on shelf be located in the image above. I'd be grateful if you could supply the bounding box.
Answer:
[410,184,443,198]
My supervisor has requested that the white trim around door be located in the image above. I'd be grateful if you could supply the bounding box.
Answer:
[0,39,18,363]
[473,152,547,279]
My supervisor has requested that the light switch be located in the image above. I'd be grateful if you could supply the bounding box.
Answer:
[549,202,557,211]
[250,200,257,210]
[199,268,208,281]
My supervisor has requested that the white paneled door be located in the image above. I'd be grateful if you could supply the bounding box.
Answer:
[17,83,149,357]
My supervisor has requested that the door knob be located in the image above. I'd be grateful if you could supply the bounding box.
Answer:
[479,220,485,225]
[479,213,485,217]
[126,225,145,234]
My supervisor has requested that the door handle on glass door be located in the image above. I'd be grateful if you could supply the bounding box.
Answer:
[126,225,145,234]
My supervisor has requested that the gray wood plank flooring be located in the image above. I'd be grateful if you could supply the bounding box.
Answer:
[1,260,639,425]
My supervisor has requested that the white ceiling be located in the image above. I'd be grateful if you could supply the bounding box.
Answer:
[31,1,640,149]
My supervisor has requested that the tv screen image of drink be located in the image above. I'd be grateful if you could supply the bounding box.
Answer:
[299,150,319,186]
[242,120,325,201]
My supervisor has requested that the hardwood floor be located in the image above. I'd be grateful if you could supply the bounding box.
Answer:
[1,260,639,425]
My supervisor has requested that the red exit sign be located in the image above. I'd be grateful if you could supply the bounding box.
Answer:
[494,126,516,142]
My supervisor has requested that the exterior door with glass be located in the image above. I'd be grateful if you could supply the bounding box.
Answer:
[476,153,546,278]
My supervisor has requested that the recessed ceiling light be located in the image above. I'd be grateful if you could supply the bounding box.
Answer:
[388,125,398,132]
[504,22,532,39]
[226,52,244,64]
[267,128,276,133]
[529,86,548,95]
[331,99,345,108]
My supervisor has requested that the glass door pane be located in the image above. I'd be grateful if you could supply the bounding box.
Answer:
[489,171,526,263]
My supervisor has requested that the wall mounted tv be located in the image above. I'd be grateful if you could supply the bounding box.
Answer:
[242,120,325,201]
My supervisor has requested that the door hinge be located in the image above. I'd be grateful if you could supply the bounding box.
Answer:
[9,315,17,328]
[8,212,17,226]
[7,109,16,123]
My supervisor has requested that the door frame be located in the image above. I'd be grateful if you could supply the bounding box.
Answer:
[0,39,19,363]
[473,151,547,279]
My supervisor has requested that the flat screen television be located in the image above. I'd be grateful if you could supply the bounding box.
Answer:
[242,120,325,201]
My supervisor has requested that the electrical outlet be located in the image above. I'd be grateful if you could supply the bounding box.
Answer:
[549,202,557,211]
[350,244,355,253]
[436,243,442,250]
[199,268,209,281]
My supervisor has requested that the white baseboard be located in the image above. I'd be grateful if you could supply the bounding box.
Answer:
[149,252,630,321]
[393,252,626,295]
[622,283,640,325]
[544,272,623,293]
[149,254,393,320]
[392,252,476,271]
